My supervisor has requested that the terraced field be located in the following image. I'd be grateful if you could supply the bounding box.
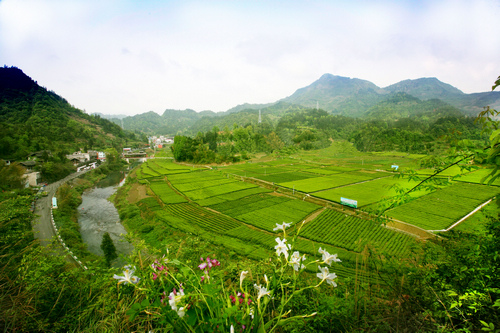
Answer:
[386,182,500,230]
[130,153,499,280]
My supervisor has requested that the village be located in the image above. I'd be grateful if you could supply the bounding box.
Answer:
[3,137,173,189]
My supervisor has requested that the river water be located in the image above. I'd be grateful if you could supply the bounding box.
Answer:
[77,175,133,265]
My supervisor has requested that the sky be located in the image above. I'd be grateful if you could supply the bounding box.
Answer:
[1,0,499,116]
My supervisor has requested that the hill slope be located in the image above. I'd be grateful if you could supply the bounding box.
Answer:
[281,74,386,116]
[0,66,142,159]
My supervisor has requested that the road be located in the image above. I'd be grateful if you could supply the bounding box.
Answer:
[32,170,90,261]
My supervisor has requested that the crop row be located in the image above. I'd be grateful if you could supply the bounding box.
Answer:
[223,225,375,277]
[182,181,257,201]
[173,178,237,192]
[209,193,288,216]
[457,168,500,186]
[195,187,270,207]
[163,203,241,233]
[256,172,317,184]
[149,181,187,204]
[167,170,223,184]
[387,182,500,230]
[234,199,320,232]
[151,159,194,172]
[304,168,340,175]
[138,163,162,179]
[300,209,412,256]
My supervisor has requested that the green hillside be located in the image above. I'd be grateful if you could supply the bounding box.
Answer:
[0,66,145,160]
[365,92,463,121]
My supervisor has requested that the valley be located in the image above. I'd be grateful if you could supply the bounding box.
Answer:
[1,67,499,332]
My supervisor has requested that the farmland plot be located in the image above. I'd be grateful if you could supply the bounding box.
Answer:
[167,170,219,184]
[149,159,194,174]
[195,187,271,206]
[163,203,241,233]
[386,182,500,230]
[257,171,317,183]
[314,177,421,207]
[304,168,341,175]
[300,209,413,256]
[456,168,500,186]
[226,196,321,232]
[280,171,389,193]
[149,180,187,204]
[182,181,257,201]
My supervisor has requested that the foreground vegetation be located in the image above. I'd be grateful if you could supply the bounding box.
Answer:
[1,158,499,331]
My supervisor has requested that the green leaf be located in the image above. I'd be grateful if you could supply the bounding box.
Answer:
[140,299,150,307]
[180,266,191,277]
[489,129,500,143]
[126,308,138,321]
[186,308,197,326]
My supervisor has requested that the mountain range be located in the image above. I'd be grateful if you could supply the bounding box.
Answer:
[101,74,500,135]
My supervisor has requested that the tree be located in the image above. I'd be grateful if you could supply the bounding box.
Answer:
[266,131,284,152]
[0,161,25,191]
[100,232,117,267]
[475,74,500,184]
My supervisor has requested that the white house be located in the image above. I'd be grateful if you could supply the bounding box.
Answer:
[23,171,41,187]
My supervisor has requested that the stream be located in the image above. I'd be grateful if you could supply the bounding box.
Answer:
[77,173,133,265]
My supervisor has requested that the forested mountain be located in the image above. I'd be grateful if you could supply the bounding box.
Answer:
[119,73,499,136]
[281,74,387,116]
[0,66,144,160]
[384,77,500,115]
[365,93,463,121]
[110,109,218,136]
[187,102,308,135]
[281,74,500,117]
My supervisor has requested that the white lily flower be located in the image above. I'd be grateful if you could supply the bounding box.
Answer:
[274,237,291,258]
[289,251,306,271]
[254,284,271,300]
[273,222,291,231]
[113,266,140,285]
[318,248,341,266]
[168,288,186,317]
[177,306,185,318]
[240,270,249,289]
[316,266,338,287]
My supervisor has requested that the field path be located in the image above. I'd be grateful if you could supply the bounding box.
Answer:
[302,207,326,225]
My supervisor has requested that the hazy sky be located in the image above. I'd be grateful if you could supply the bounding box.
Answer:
[1,0,499,116]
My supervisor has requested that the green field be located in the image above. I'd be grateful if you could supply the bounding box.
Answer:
[314,177,423,207]
[300,208,413,256]
[386,182,500,230]
[134,154,499,279]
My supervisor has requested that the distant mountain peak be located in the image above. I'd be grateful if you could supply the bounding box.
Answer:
[384,77,464,97]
